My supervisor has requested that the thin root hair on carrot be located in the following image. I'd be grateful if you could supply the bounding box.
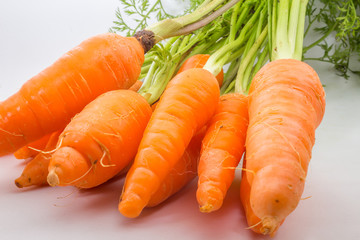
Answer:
[28,134,65,155]
[222,166,256,175]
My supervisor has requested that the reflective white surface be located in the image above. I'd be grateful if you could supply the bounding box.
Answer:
[0,1,360,239]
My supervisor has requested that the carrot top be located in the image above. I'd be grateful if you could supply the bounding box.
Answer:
[268,0,309,61]
[203,0,269,94]
[131,0,241,53]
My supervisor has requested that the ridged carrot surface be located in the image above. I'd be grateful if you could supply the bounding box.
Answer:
[15,130,62,188]
[177,54,224,86]
[119,68,220,218]
[13,133,52,160]
[240,59,325,235]
[0,33,144,156]
[147,127,206,207]
[47,90,152,189]
[197,93,248,213]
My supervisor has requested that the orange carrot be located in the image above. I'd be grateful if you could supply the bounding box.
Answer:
[15,130,62,188]
[47,90,152,189]
[177,54,224,86]
[128,80,143,92]
[240,59,325,235]
[118,68,220,218]
[147,127,206,207]
[13,133,52,159]
[0,33,144,156]
[196,93,248,212]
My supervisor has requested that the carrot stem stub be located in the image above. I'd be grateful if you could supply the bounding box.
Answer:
[119,68,220,218]
[240,59,325,235]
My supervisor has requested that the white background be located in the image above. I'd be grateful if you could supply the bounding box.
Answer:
[0,1,360,239]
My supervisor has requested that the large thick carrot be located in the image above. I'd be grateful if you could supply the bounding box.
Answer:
[196,93,248,212]
[47,90,152,188]
[13,133,53,160]
[240,59,325,235]
[15,130,62,188]
[118,68,220,218]
[0,33,144,156]
[147,127,206,207]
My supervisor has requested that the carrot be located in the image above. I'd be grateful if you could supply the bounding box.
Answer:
[195,1,267,213]
[118,68,220,218]
[13,133,52,159]
[239,0,326,235]
[240,59,325,235]
[15,130,62,188]
[46,90,152,188]
[177,54,224,86]
[0,33,144,156]
[146,54,215,207]
[147,127,206,207]
[196,93,248,212]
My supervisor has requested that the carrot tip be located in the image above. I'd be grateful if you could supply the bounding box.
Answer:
[199,204,214,213]
[118,199,144,218]
[260,216,278,236]
[47,169,60,187]
[14,179,23,188]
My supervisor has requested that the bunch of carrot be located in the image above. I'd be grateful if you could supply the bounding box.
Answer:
[0,0,331,237]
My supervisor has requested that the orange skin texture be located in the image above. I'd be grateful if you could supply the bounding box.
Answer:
[197,93,248,213]
[15,130,62,188]
[119,68,220,218]
[177,54,224,87]
[47,90,152,189]
[147,127,206,207]
[0,33,144,156]
[240,59,326,236]
[128,80,143,92]
[13,133,52,159]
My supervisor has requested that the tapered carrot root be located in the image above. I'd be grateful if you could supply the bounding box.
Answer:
[197,93,248,213]
[177,54,224,86]
[240,59,325,235]
[0,33,144,156]
[13,133,52,160]
[15,130,62,188]
[147,127,206,207]
[119,68,220,218]
[47,90,152,189]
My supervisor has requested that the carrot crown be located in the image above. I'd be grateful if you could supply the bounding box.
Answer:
[134,0,241,53]
[269,0,309,61]
[203,0,269,95]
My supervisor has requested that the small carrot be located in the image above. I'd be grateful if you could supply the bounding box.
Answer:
[147,127,206,207]
[118,68,220,218]
[15,130,62,188]
[13,133,52,160]
[47,90,152,188]
[177,54,224,86]
[195,1,267,213]
[196,93,248,212]
[0,33,144,156]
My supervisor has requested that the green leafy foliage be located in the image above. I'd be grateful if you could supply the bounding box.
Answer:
[304,0,360,78]
[110,0,204,36]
